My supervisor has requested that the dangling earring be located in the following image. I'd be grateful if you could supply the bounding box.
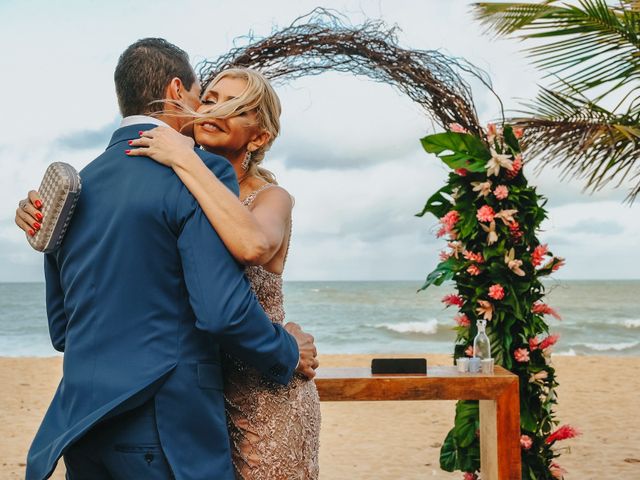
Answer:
[242,150,252,171]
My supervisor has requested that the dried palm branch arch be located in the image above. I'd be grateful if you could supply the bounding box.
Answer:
[197,9,501,141]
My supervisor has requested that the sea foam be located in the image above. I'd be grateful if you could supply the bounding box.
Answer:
[372,319,439,336]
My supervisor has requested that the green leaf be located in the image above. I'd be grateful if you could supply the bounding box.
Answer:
[454,400,479,448]
[439,429,459,472]
[418,258,456,292]
[415,184,453,218]
[421,132,490,172]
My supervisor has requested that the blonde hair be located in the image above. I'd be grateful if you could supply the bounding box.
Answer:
[198,68,281,184]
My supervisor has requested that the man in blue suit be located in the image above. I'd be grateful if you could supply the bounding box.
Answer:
[26,38,318,480]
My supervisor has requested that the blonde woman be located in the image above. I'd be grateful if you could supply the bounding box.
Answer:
[16,68,321,480]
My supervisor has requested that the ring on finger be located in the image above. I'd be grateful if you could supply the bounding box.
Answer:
[19,200,28,211]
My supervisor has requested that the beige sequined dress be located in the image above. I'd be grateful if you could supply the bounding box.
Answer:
[222,184,321,480]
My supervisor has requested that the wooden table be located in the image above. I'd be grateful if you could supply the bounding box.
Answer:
[314,366,521,480]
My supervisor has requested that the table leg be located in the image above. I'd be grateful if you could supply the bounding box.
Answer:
[480,380,521,480]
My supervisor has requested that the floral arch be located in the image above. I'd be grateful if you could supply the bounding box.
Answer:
[201,10,574,480]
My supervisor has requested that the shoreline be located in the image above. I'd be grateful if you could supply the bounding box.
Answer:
[1,354,638,478]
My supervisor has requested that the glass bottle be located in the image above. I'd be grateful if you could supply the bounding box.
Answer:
[473,319,491,359]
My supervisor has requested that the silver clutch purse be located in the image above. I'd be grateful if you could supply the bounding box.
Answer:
[27,162,82,253]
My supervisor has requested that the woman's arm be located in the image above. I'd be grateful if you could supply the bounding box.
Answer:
[128,127,292,266]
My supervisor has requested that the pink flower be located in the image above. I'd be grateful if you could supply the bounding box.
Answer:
[550,462,567,480]
[493,185,509,200]
[529,337,540,351]
[546,425,580,444]
[532,302,562,320]
[520,434,533,450]
[513,127,524,139]
[531,244,549,267]
[442,294,464,308]
[463,251,484,263]
[514,348,530,363]
[438,210,461,238]
[439,250,452,261]
[463,472,478,480]
[442,210,460,228]
[509,221,523,241]
[476,205,495,223]
[455,313,471,327]
[455,168,469,176]
[467,265,481,276]
[506,154,522,179]
[450,123,468,133]
[539,333,560,351]
[488,284,505,300]
[465,345,474,357]
[486,123,497,138]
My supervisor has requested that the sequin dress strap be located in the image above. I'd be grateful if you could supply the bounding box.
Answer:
[242,183,276,206]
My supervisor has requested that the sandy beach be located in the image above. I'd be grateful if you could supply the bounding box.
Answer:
[1,354,638,479]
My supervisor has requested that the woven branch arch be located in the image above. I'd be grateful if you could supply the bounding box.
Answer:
[197,9,500,140]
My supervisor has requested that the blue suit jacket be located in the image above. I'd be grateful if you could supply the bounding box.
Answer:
[26,124,299,480]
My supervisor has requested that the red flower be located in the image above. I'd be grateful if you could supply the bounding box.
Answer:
[513,127,524,139]
[442,294,464,308]
[528,337,540,351]
[463,472,478,480]
[455,168,469,176]
[488,284,505,300]
[532,302,562,320]
[539,333,560,351]
[531,244,549,267]
[546,425,580,444]
[506,154,522,179]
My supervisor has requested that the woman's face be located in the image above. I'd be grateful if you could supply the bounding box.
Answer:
[194,76,263,157]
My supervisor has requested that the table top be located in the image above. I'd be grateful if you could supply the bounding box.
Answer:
[314,365,518,401]
[316,365,516,379]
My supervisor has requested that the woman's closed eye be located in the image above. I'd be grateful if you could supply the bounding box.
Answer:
[201,99,217,105]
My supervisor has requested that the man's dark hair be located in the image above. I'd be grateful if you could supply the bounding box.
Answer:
[114,38,197,117]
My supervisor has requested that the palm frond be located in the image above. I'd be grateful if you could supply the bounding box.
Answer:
[510,87,640,201]
[473,1,640,97]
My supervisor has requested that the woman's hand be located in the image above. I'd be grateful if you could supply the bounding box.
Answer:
[126,126,195,167]
[15,190,44,236]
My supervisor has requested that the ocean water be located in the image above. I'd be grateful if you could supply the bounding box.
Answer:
[0,280,638,357]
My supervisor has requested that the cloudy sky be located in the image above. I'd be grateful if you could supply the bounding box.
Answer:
[0,0,637,282]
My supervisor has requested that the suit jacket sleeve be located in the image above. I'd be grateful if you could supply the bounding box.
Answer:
[44,253,67,352]
[175,153,299,385]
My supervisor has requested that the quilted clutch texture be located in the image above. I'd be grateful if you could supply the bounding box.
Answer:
[27,162,81,253]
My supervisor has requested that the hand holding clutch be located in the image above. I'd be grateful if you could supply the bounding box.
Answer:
[26,162,81,253]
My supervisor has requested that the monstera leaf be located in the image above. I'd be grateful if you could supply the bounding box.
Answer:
[421,132,490,172]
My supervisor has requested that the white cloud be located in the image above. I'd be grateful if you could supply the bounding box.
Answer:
[1,0,638,282]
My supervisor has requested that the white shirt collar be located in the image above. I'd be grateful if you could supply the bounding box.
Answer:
[120,115,170,128]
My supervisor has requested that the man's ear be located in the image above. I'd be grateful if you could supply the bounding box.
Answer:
[165,77,184,102]
[248,130,271,152]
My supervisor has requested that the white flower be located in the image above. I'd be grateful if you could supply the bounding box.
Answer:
[487,148,514,177]
[471,181,492,198]
[494,209,518,225]
[504,248,526,276]
[480,220,498,245]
